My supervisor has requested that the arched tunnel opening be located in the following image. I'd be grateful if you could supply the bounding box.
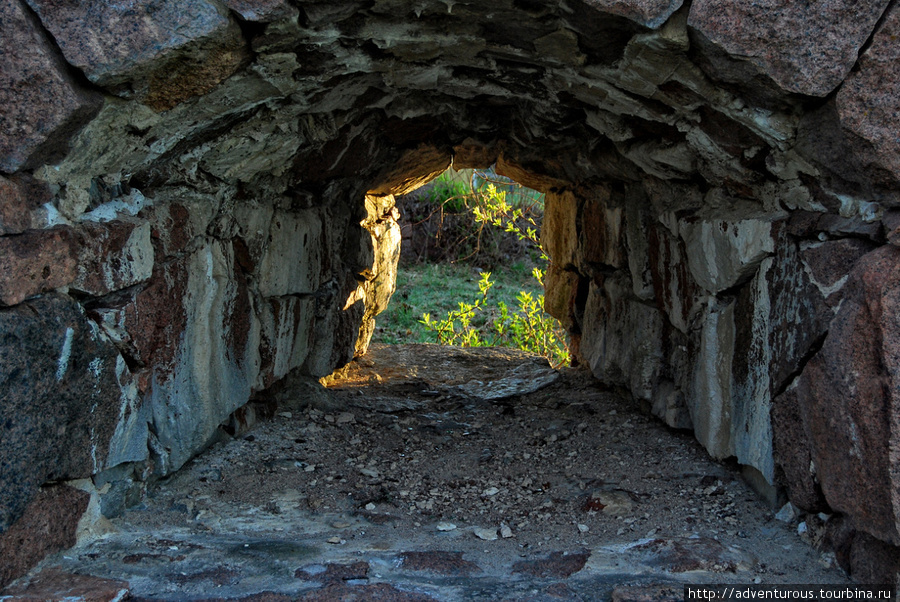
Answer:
[2,0,900,596]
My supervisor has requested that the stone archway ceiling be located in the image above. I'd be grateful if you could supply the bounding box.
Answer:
[2,0,900,584]
[0,0,896,198]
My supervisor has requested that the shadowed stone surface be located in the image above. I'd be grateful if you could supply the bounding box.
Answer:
[0,227,77,306]
[584,0,683,29]
[398,552,480,576]
[0,176,37,235]
[512,551,591,578]
[0,486,89,586]
[836,1,900,186]
[221,0,297,22]
[1,0,900,584]
[0,294,144,532]
[688,0,891,97]
[0,0,101,172]
[0,568,129,602]
[72,220,154,296]
[795,245,900,546]
[25,0,248,110]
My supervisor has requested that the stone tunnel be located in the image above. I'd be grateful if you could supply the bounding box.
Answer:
[1,0,900,587]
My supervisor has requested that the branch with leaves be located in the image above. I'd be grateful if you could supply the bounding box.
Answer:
[420,182,569,368]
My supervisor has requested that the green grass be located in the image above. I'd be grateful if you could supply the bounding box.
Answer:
[373,261,542,345]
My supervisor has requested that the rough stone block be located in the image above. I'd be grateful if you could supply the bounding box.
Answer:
[0,294,141,532]
[258,209,323,298]
[233,201,275,268]
[0,227,77,306]
[221,0,297,22]
[199,115,302,183]
[584,0,683,29]
[800,238,877,303]
[137,242,261,474]
[0,567,129,602]
[25,0,248,111]
[772,382,826,512]
[581,273,664,401]
[688,0,891,97]
[795,245,900,546]
[72,220,154,297]
[0,177,34,236]
[650,379,692,431]
[579,188,624,269]
[143,194,219,260]
[836,2,900,186]
[258,296,314,389]
[684,228,829,483]
[729,258,777,483]
[0,486,89,588]
[678,215,776,294]
[761,230,830,396]
[121,257,190,377]
[0,0,100,172]
[543,264,581,331]
[689,297,735,460]
[542,190,579,269]
[848,531,900,584]
[625,203,655,300]
[647,221,702,334]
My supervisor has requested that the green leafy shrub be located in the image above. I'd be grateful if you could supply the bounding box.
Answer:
[419,180,569,368]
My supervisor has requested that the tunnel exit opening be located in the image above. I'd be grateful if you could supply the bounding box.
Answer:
[370,164,569,370]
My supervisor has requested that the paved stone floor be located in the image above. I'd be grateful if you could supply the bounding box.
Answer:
[1,345,852,601]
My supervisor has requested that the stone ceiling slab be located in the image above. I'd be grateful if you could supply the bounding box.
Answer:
[688,0,892,97]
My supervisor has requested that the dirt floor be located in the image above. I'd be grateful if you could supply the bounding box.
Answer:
[3,344,851,601]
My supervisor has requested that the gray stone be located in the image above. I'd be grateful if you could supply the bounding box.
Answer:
[584,0,683,29]
[689,297,735,460]
[457,362,558,401]
[678,214,777,294]
[258,296,315,389]
[221,0,297,22]
[258,209,324,298]
[581,273,664,401]
[647,219,702,334]
[143,242,261,474]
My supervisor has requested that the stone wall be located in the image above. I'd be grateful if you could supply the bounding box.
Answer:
[1,0,899,585]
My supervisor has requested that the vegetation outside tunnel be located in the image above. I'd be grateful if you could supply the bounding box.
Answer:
[374,168,570,368]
